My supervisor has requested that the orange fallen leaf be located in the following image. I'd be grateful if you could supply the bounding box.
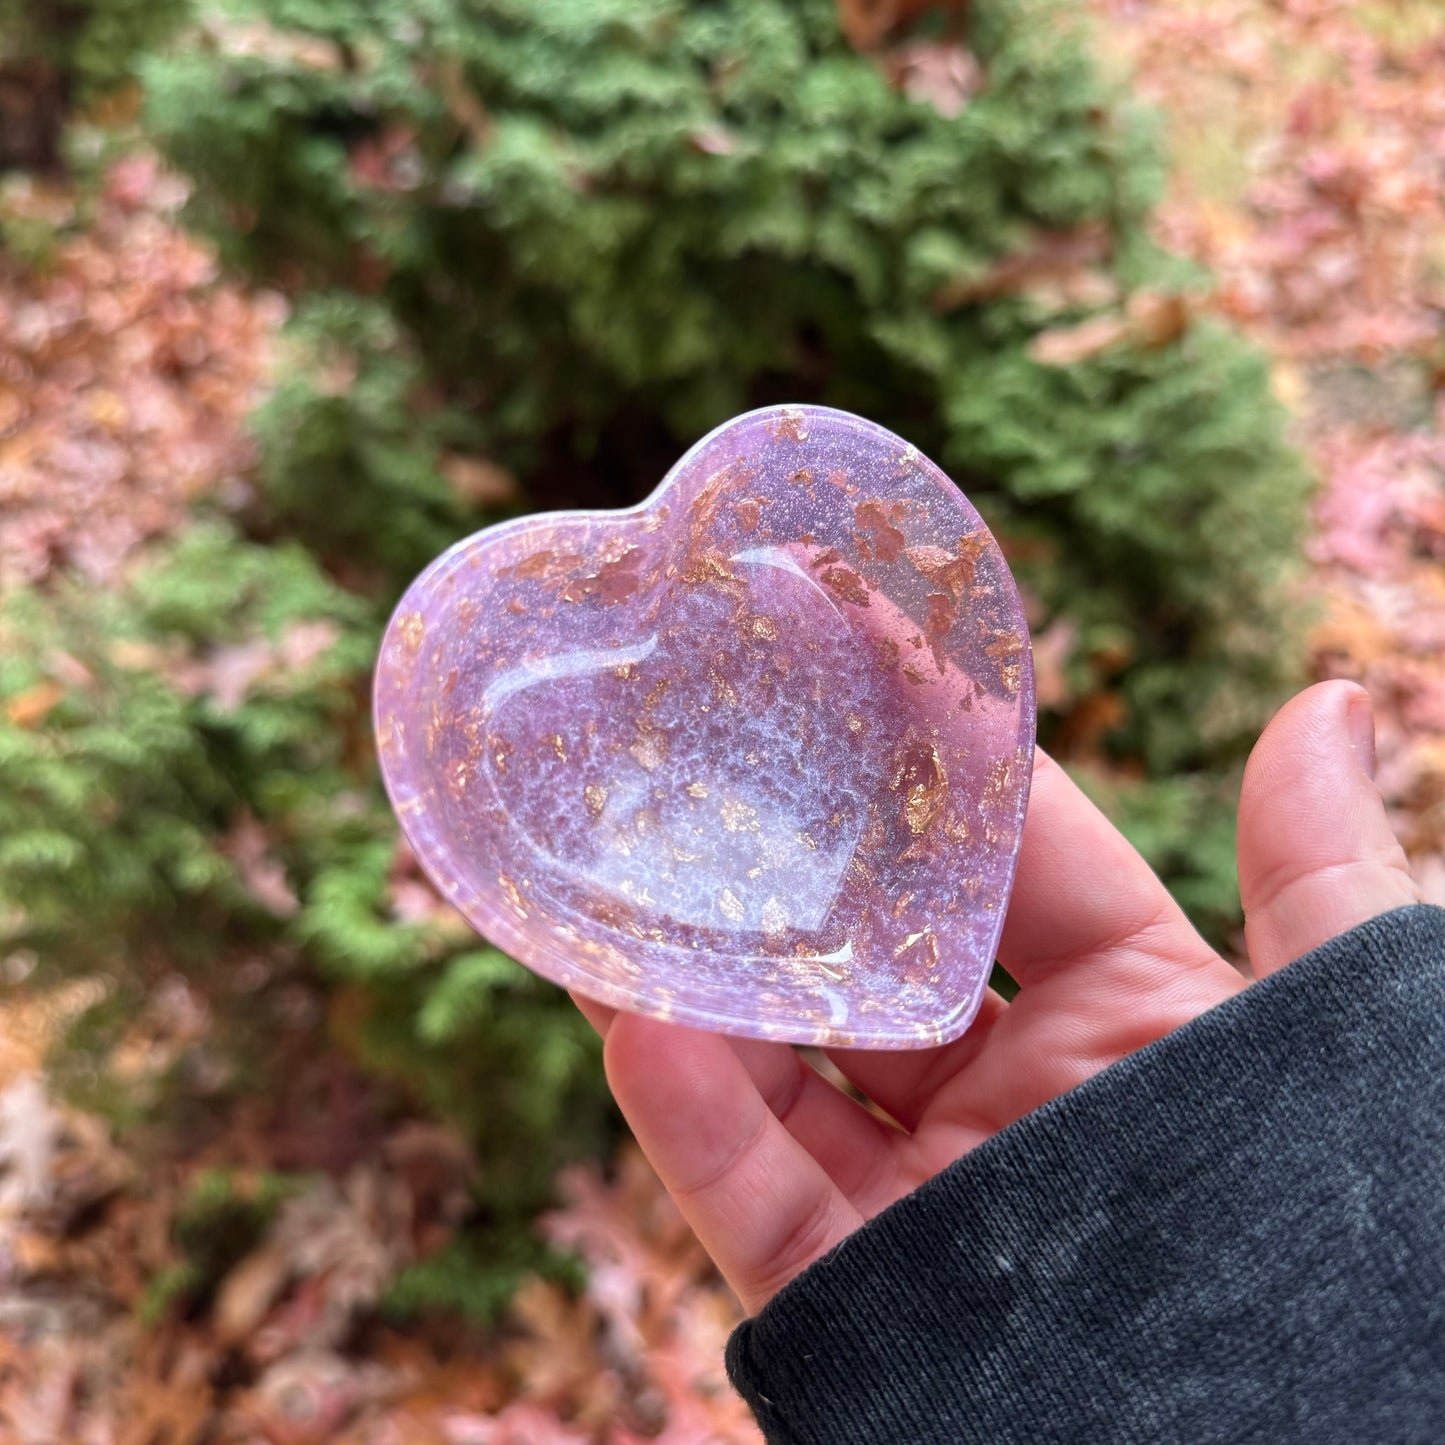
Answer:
[1126,289,1194,349]
[117,1339,213,1445]
[1029,313,1130,368]
[5,679,66,728]
[441,454,521,509]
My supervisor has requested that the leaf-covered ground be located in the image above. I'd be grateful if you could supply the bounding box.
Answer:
[1093,0,1445,902]
[2,1,1443,1439]
[0,141,762,1445]
[0,154,279,595]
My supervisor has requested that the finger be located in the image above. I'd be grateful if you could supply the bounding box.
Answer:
[827,747,1235,1131]
[575,992,905,1208]
[569,989,615,1037]
[998,749,1226,987]
[604,1012,864,1313]
[1239,681,1418,979]
[822,987,1008,1134]
[726,1035,906,1211]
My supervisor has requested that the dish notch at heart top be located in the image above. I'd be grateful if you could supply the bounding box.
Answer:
[374,405,1035,1050]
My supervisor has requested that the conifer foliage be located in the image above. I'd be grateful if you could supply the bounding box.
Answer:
[142,0,1309,941]
[2,0,1311,1322]
[0,0,189,167]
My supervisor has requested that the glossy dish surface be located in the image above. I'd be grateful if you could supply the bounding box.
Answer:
[374,406,1034,1048]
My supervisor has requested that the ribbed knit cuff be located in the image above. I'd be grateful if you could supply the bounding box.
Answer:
[726,905,1445,1445]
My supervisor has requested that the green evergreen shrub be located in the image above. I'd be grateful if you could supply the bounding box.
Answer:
[382,1229,586,1329]
[0,522,611,1290]
[0,0,189,169]
[0,522,368,967]
[0,0,189,101]
[248,294,486,582]
[5,0,1314,1325]
[142,0,1309,930]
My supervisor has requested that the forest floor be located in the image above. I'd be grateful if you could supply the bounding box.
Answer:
[1093,0,1445,901]
[2,1,1442,1440]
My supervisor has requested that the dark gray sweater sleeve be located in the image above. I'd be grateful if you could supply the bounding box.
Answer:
[726,904,1445,1444]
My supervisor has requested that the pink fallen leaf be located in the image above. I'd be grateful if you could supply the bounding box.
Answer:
[0,1075,62,1214]
[441,1402,591,1445]
[220,811,300,918]
[888,42,981,119]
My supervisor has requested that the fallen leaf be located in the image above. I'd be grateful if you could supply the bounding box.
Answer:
[220,811,300,918]
[117,1340,213,1445]
[1125,289,1194,348]
[933,224,1113,311]
[214,1241,294,1346]
[836,0,971,52]
[887,41,981,118]
[1029,313,1130,367]
[4,679,66,728]
[1029,291,1196,366]
[441,455,521,510]
[440,1402,591,1445]
[240,1350,393,1445]
[0,1075,61,1214]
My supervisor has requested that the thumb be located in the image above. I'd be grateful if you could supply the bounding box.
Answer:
[1239,681,1418,979]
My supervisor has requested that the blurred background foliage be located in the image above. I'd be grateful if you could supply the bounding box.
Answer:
[6,0,1442,1436]
[3,0,1306,1317]
[141,0,1312,942]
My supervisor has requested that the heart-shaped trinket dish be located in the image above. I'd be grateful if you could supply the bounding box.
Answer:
[375,406,1034,1049]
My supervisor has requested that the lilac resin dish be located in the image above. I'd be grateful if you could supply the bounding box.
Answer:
[374,406,1034,1049]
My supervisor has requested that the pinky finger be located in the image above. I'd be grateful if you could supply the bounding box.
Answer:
[569,989,616,1037]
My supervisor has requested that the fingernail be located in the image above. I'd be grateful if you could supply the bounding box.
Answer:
[1345,688,1376,780]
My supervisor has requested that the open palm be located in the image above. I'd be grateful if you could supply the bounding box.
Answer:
[573,682,1417,1315]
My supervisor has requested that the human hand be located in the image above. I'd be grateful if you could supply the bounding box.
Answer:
[572,681,1419,1315]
